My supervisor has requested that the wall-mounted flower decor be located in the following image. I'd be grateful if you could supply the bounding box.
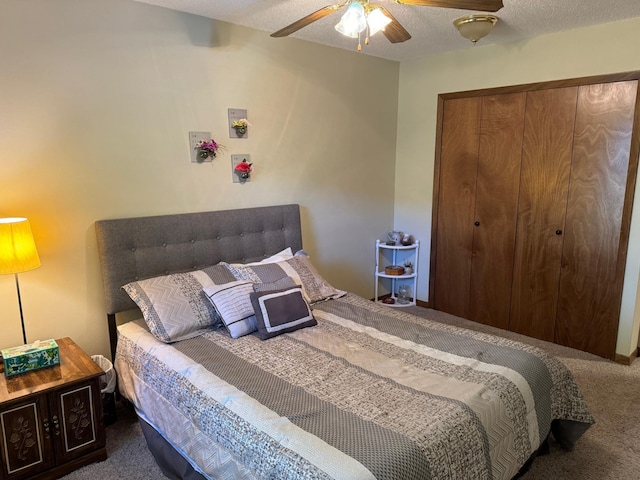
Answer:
[232,119,251,137]
[195,138,222,161]
[234,160,253,180]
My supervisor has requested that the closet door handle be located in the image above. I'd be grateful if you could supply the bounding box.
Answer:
[474,221,480,226]
[555,230,563,235]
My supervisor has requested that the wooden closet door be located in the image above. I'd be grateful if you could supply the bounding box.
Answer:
[469,93,526,329]
[433,97,481,318]
[509,87,578,342]
[555,81,638,358]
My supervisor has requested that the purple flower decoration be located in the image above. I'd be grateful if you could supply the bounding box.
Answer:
[196,138,222,160]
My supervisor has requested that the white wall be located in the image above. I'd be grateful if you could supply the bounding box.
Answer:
[0,0,399,357]
[396,17,640,358]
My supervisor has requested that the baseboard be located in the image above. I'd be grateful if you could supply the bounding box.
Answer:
[614,347,638,366]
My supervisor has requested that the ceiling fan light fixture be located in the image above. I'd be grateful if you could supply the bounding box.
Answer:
[334,19,357,38]
[453,14,498,45]
[335,2,367,38]
[367,8,392,37]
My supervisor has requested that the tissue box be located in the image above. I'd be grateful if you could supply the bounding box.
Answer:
[2,339,60,377]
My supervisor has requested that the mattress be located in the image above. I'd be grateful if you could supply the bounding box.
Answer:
[115,293,594,480]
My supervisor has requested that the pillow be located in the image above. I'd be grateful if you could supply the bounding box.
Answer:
[223,255,345,304]
[228,247,294,267]
[258,247,294,264]
[122,264,236,343]
[203,280,257,338]
[252,276,298,293]
[250,287,317,340]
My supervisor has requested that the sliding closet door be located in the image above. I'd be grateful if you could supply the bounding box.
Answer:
[555,81,638,358]
[509,87,578,342]
[433,97,481,318]
[468,93,526,329]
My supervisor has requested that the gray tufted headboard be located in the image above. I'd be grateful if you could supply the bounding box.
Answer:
[95,204,302,358]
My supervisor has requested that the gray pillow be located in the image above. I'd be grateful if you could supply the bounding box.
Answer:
[250,287,316,340]
[252,276,298,293]
[122,265,234,343]
[223,255,345,304]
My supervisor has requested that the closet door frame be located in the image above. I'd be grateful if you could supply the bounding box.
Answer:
[429,71,640,359]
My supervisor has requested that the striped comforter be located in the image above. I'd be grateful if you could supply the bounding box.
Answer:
[115,294,594,480]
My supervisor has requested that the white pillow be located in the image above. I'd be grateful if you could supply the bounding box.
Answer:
[259,247,294,264]
[203,280,257,338]
[228,247,293,267]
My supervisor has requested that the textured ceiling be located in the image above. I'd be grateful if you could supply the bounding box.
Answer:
[132,0,640,62]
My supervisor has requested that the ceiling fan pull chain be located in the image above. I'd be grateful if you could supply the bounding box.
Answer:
[358,31,362,51]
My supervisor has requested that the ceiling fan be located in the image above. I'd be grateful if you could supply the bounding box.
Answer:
[271,0,504,50]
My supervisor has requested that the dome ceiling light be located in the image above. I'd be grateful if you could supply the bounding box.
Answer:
[453,14,499,45]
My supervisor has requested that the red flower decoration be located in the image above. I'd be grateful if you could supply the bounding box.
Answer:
[234,160,253,179]
[234,161,252,172]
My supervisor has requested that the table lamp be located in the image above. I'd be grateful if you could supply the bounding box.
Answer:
[0,218,41,344]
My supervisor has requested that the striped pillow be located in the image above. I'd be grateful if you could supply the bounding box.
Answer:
[252,276,298,293]
[203,280,257,338]
[223,255,345,304]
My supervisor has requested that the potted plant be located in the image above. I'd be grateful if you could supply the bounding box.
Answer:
[195,138,221,161]
[403,260,413,275]
[234,160,253,180]
[232,118,251,137]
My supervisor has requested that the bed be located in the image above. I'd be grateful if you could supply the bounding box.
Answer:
[95,204,594,480]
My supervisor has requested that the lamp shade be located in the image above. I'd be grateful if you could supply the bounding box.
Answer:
[367,8,392,37]
[453,15,498,44]
[0,218,41,275]
[335,1,366,38]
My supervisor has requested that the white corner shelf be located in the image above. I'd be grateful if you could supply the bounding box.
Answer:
[374,239,420,307]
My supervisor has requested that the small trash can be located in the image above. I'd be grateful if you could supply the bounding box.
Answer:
[91,355,117,426]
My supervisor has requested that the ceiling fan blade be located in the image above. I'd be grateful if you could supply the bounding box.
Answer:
[271,4,345,38]
[378,7,412,44]
[395,0,504,13]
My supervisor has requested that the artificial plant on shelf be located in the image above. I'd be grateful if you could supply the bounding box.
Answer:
[403,260,413,275]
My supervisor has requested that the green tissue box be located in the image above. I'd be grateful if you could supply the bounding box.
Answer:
[2,339,60,377]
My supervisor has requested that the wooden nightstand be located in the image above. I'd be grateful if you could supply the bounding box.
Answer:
[0,338,107,480]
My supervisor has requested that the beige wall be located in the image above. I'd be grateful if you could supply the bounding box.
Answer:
[4,0,638,361]
[0,0,399,356]
[396,17,640,358]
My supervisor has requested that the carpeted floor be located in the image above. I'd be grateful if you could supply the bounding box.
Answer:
[62,306,640,479]
[60,400,166,480]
